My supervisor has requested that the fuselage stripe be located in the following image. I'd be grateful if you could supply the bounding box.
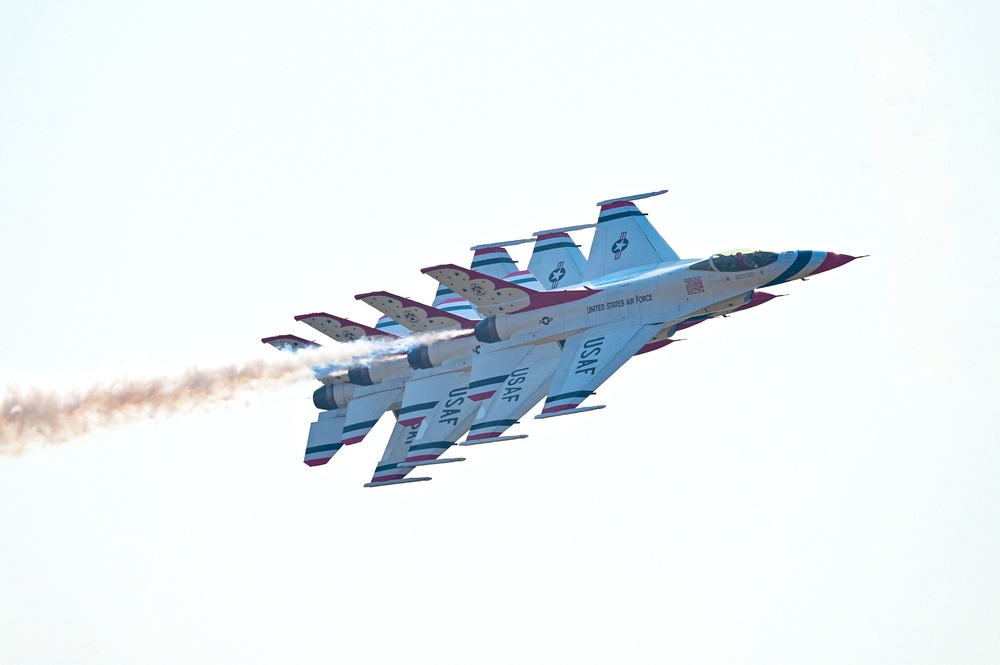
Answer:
[763,251,813,287]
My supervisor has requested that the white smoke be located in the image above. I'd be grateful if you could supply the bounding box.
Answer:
[0,329,471,453]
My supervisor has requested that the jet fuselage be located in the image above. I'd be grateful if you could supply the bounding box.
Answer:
[478,250,813,347]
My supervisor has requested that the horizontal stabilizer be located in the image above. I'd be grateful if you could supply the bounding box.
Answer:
[459,434,528,446]
[398,457,466,467]
[356,291,476,332]
[295,312,397,342]
[534,405,606,419]
[421,264,598,316]
[364,477,432,488]
[342,388,401,445]
[261,334,319,352]
[304,409,347,466]
[263,335,346,385]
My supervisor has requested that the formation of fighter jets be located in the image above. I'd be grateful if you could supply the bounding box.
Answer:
[263,190,861,487]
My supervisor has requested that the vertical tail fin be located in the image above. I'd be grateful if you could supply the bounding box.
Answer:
[582,190,680,282]
[528,231,588,289]
[304,410,347,466]
[469,245,521,278]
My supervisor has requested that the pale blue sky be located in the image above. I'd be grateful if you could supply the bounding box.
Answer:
[1,1,998,663]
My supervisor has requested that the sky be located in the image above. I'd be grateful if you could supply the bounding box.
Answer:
[1,1,999,663]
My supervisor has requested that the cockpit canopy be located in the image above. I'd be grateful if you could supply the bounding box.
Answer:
[689,249,779,273]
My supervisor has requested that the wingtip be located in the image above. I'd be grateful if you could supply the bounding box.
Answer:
[354,290,387,301]
[261,334,316,346]
[421,263,459,274]
[595,189,668,206]
[294,312,338,322]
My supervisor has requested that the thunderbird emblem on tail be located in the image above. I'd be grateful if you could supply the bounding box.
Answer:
[612,232,629,259]
[548,262,566,288]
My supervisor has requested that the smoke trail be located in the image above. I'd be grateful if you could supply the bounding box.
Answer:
[0,329,471,453]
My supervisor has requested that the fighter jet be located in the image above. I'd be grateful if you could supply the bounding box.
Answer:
[264,189,860,486]
[421,190,859,420]
[262,240,565,482]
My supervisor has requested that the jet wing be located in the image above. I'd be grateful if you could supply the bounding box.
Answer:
[536,322,662,417]
[421,264,598,316]
[463,343,561,443]
[294,312,398,343]
[303,409,347,466]
[466,344,536,402]
[396,371,468,427]
[366,372,476,484]
[355,291,476,332]
[365,415,432,487]
[398,372,478,466]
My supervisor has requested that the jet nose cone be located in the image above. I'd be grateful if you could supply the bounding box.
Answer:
[811,252,859,276]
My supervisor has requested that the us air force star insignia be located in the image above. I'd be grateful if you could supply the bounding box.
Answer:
[548,263,566,287]
[612,232,629,260]
[539,316,553,325]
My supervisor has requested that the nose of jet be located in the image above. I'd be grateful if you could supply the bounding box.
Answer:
[810,252,859,276]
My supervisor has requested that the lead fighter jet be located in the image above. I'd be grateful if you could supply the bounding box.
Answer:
[264,189,861,485]
[422,190,858,419]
